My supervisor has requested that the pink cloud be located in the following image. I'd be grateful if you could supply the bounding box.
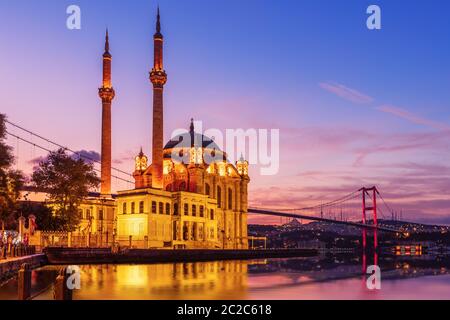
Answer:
[113,152,135,165]
[319,82,450,133]
[248,156,450,225]
[352,130,450,166]
[28,149,100,166]
[377,105,450,131]
[248,176,450,223]
[319,82,374,104]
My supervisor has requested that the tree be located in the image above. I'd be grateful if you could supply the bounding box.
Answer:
[32,148,100,231]
[16,202,65,231]
[0,114,24,232]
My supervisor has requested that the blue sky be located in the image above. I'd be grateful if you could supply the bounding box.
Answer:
[1,0,450,224]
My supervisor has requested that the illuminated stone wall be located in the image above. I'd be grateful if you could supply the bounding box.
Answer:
[116,188,221,249]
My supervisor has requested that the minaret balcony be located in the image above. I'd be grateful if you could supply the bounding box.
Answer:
[150,69,167,87]
[98,87,115,102]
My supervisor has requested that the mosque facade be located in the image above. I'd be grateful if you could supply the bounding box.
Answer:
[80,10,250,249]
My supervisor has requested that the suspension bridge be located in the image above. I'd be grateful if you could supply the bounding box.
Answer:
[5,119,404,237]
[249,186,402,234]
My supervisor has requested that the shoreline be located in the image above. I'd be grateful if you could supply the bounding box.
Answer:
[0,254,47,283]
[44,248,318,265]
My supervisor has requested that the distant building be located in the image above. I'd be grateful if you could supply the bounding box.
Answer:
[297,239,326,250]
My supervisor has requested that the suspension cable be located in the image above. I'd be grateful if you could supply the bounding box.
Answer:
[5,130,134,185]
[5,119,133,178]
[376,189,395,217]
[250,190,360,213]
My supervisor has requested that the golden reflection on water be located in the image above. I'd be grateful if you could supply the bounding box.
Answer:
[71,260,251,300]
[5,257,450,300]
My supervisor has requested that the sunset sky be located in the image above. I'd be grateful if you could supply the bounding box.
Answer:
[1,0,449,224]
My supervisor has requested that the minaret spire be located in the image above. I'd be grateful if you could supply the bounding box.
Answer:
[150,7,168,189]
[105,28,110,53]
[156,6,161,34]
[99,30,115,197]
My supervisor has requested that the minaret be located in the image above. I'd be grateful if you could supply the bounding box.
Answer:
[98,29,115,197]
[150,7,167,189]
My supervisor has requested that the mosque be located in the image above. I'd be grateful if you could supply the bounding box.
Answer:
[74,10,250,249]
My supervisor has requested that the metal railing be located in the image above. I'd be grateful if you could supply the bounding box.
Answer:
[0,244,36,260]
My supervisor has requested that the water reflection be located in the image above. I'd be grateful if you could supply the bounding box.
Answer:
[0,267,58,300]
[2,255,450,300]
[58,261,249,300]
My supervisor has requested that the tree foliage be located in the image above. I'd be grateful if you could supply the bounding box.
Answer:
[16,202,66,231]
[0,114,24,229]
[32,148,100,231]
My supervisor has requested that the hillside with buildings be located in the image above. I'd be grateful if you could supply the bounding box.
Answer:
[248,219,450,249]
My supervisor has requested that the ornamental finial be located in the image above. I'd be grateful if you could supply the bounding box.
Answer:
[190,118,195,133]
[156,6,161,34]
[105,28,110,53]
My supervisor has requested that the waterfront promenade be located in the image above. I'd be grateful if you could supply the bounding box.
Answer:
[44,248,318,264]
[0,254,47,282]
[0,247,317,283]
[1,248,318,300]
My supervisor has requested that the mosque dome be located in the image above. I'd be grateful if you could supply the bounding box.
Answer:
[164,132,222,150]
[163,119,227,163]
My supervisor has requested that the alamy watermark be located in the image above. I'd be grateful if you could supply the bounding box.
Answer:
[367,5,381,30]
[66,265,81,290]
[66,5,81,30]
[169,120,280,176]
[366,265,381,290]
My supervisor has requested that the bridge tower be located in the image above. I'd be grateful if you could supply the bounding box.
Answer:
[360,186,379,269]
[361,186,378,248]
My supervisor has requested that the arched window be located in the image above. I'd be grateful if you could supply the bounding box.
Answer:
[165,203,170,215]
[228,188,233,210]
[174,203,179,216]
[139,201,144,213]
[131,202,135,214]
[192,205,197,217]
[217,187,222,208]
[205,183,211,196]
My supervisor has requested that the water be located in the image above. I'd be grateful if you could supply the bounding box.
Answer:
[1,255,450,300]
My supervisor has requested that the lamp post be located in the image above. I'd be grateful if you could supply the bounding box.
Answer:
[100,199,106,247]
[87,207,93,247]
[112,216,117,249]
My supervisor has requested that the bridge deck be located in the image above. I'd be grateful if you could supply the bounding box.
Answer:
[248,208,400,233]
